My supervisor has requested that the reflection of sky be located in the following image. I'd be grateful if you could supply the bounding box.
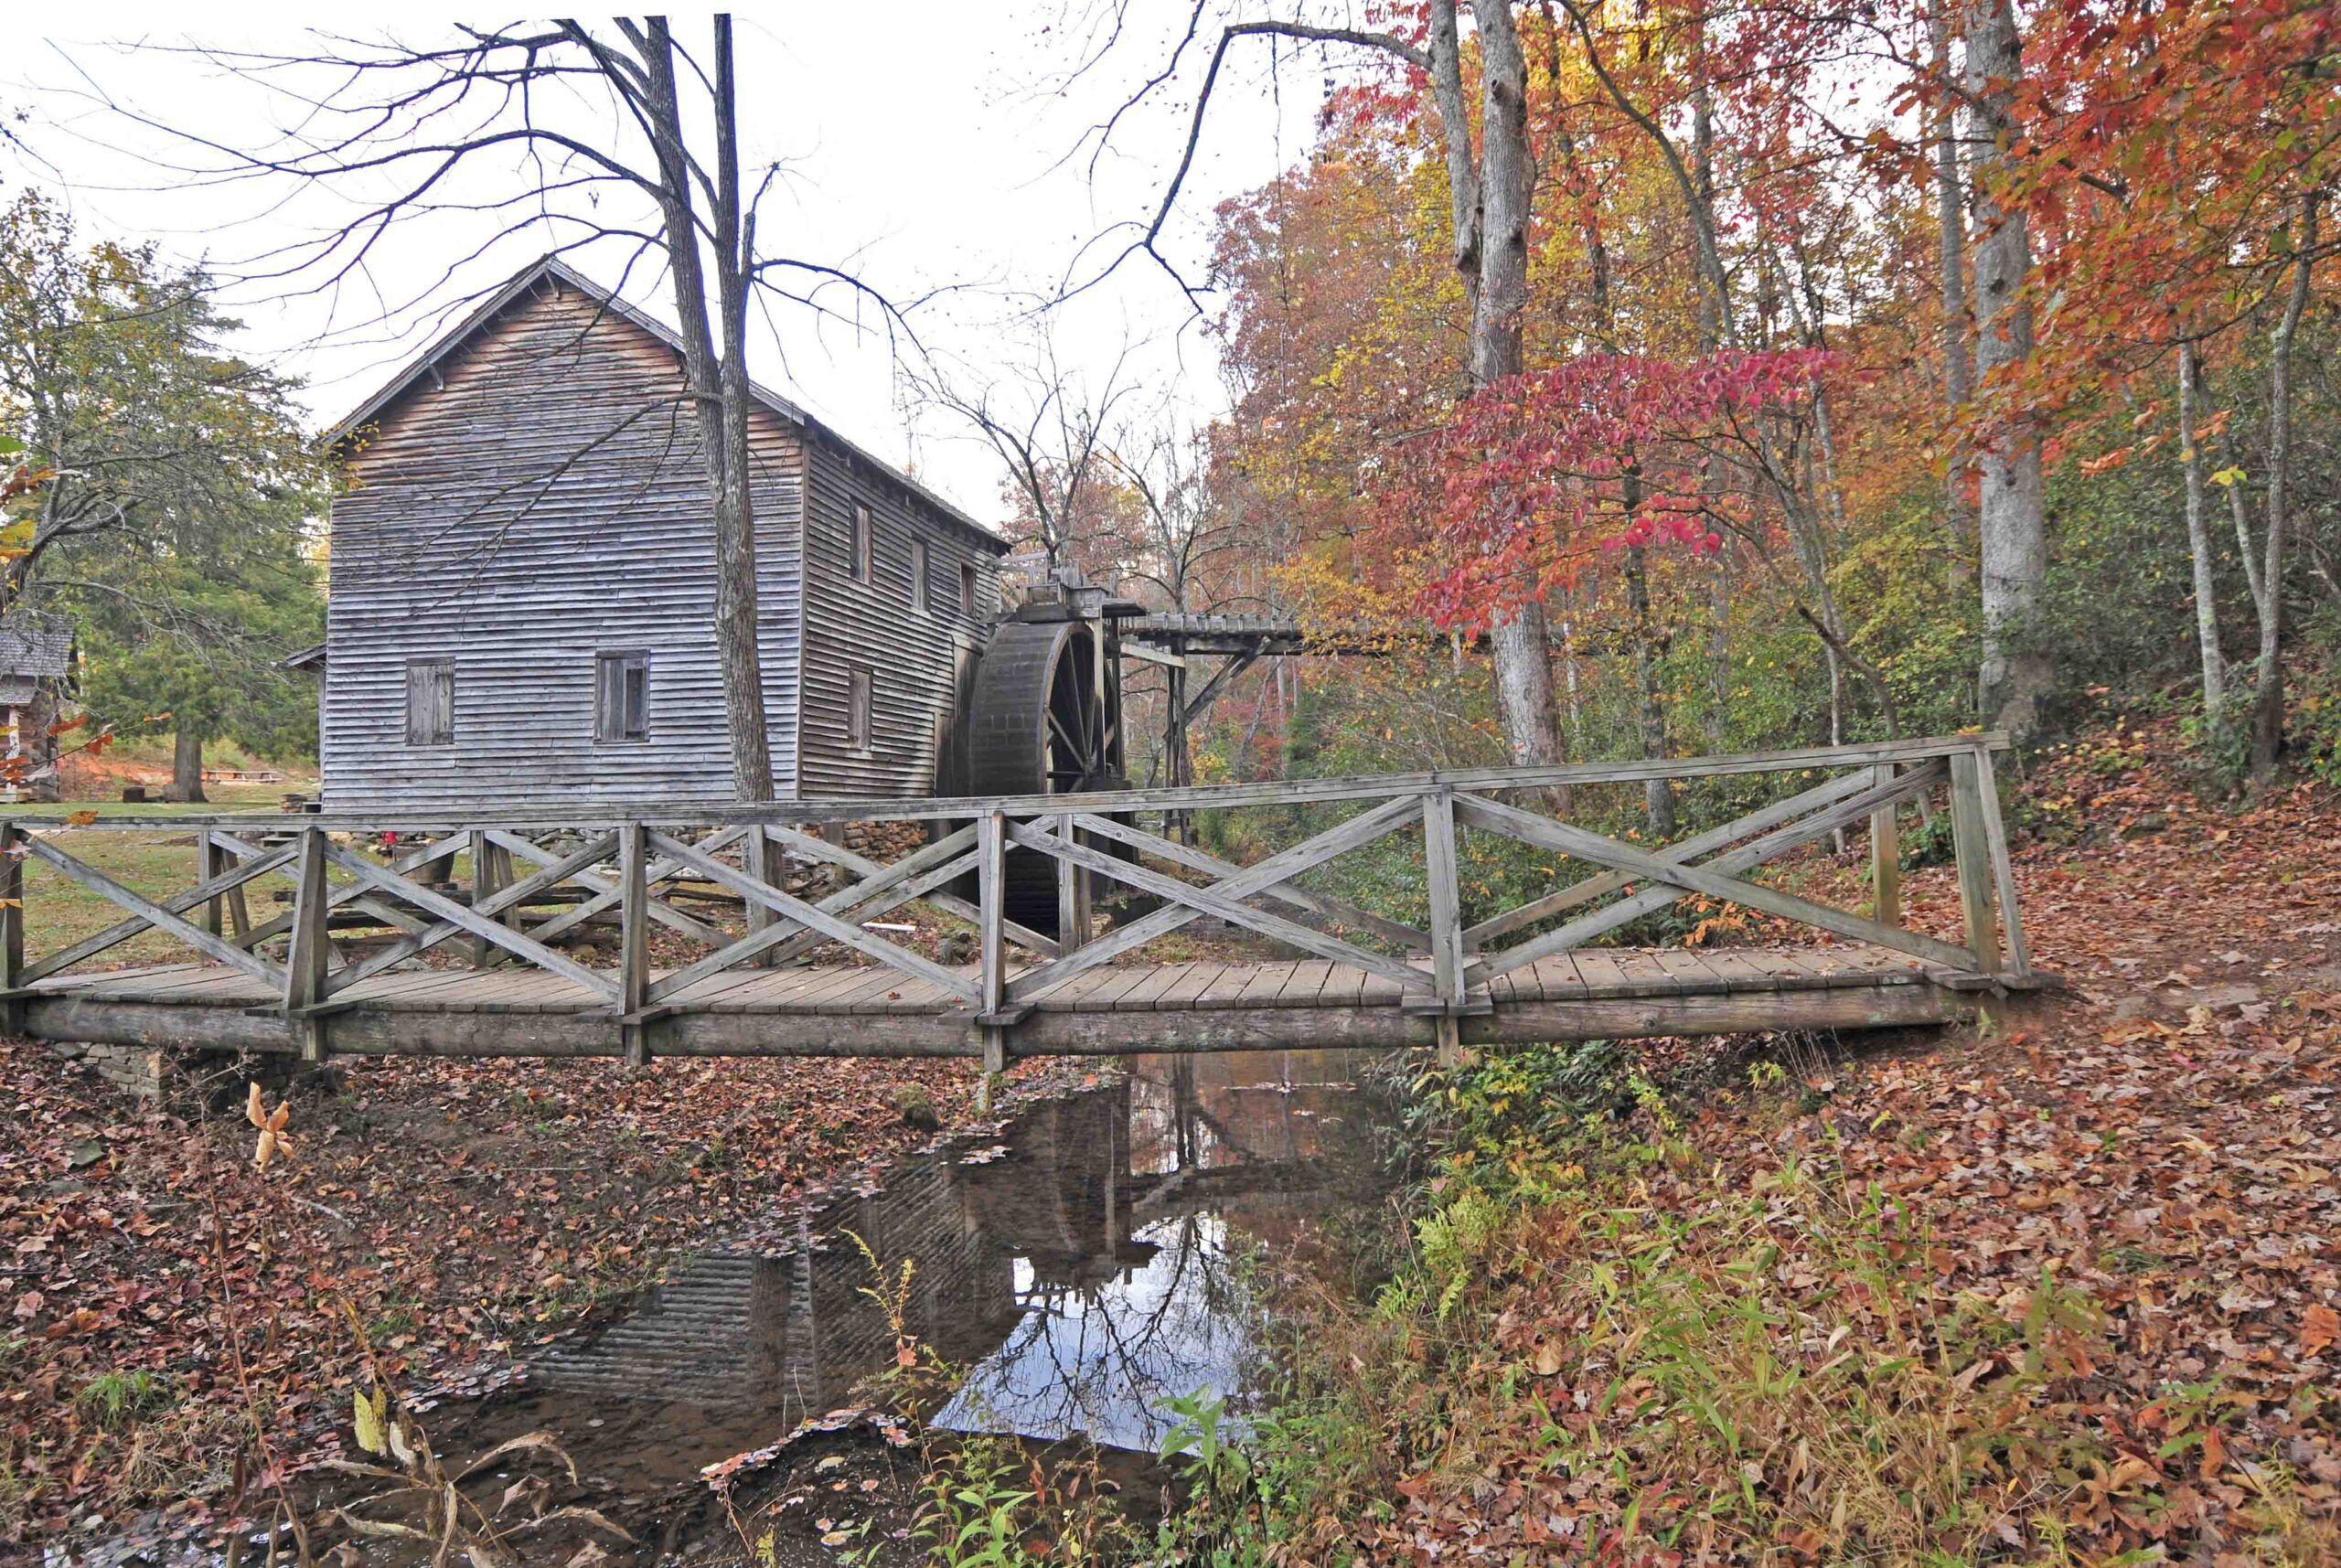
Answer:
[933,1214,1255,1453]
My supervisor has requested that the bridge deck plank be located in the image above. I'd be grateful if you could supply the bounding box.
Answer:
[20,944,1978,1058]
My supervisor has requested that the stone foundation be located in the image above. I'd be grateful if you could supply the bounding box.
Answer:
[44,1039,172,1099]
[44,1040,336,1106]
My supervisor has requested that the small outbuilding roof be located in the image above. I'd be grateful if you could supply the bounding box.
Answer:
[325,253,1006,555]
[0,614,74,681]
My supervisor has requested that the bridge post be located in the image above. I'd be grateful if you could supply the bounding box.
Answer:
[1422,787,1469,1066]
[618,822,650,1066]
[742,827,777,966]
[0,821,23,1037]
[1947,751,2002,974]
[467,829,504,969]
[283,827,332,1063]
[196,832,248,940]
[1971,748,2033,977]
[978,811,1010,1104]
[1055,812,1092,950]
[1869,764,1902,928]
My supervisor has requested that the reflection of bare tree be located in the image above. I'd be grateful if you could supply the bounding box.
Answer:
[540,1050,1395,1456]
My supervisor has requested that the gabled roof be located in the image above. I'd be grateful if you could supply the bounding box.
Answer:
[325,253,1004,552]
[0,613,74,681]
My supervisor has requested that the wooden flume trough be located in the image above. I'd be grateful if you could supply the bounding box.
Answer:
[0,733,2041,1070]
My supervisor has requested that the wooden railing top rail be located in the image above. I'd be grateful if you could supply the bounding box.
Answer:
[8,731,2008,835]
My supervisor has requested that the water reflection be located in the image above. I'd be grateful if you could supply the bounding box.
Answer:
[532,1051,1392,1459]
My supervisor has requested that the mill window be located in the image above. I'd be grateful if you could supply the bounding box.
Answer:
[595,651,649,741]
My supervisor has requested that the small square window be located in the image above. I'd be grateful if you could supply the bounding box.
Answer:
[406,659,453,746]
[959,562,978,618]
[910,538,929,613]
[849,502,873,583]
[847,665,873,754]
[595,651,649,741]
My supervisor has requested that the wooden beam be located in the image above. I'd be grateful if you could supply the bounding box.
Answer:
[31,732,2013,835]
[759,820,1059,958]
[1470,763,1944,978]
[497,827,737,946]
[22,844,299,985]
[1463,769,1876,951]
[0,824,22,1035]
[1003,793,1423,1003]
[1870,763,1903,929]
[1009,816,1432,994]
[317,840,618,998]
[646,831,979,1002]
[619,823,650,1066]
[646,840,980,1005]
[1948,749,2002,974]
[1056,813,1092,952]
[1458,766,1975,975]
[1072,812,1430,952]
[1119,641,1185,670]
[18,837,287,987]
[978,812,1006,1021]
[1423,788,1465,1014]
[327,833,622,993]
[1970,747,2032,977]
[284,829,332,1062]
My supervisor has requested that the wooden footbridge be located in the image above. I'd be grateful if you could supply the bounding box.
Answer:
[1,735,2038,1069]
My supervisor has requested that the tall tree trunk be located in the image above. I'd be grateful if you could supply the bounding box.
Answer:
[643,19,773,801]
[2250,192,2321,781]
[169,725,206,805]
[1461,0,1563,769]
[2176,338,2227,717]
[1624,540,1675,838]
[2228,431,2269,621]
[1931,0,1976,573]
[1965,0,2053,741]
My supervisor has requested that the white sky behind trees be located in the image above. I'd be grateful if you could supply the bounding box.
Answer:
[5,5,1348,527]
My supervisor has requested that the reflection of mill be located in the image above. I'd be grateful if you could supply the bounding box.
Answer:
[537,1053,1383,1450]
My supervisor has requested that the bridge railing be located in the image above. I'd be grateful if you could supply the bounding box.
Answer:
[0,732,2031,1061]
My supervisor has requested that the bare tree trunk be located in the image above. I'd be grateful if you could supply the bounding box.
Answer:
[643,19,773,801]
[168,725,206,804]
[2250,192,2320,781]
[1931,0,1976,573]
[1625,540,1675,838]
[2176,338,2227,717]
[1965,0,2052,741]
[1461,0,1562,769]
[2229,432,2269,621]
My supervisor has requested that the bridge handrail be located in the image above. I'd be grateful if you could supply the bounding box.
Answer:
[0,729,2034,1076]
[5,731,2009,836]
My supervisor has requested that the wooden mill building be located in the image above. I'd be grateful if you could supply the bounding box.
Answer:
[318,255,1008,811]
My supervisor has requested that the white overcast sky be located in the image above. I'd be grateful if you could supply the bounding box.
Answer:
[5,5,1353,528]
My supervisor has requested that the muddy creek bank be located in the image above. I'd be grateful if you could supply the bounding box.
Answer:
[300,1049,1404,1564]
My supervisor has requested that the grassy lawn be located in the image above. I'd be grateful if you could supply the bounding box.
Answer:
[10,783,315,969]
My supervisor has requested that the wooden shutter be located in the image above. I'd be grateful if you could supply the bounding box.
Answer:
[406,660,453,745]
[848,666,872,753]
[911,539,928,613]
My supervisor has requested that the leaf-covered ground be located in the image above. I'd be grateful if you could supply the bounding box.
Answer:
[0,1024,1087,1546]
[1260,722,2341,1565]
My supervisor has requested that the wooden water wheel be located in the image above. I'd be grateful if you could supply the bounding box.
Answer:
[963,617,1131,935]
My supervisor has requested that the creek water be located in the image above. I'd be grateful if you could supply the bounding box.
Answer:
[471,1050,1401,1488]
[73,1050,1406,1568]
[339,1048,1403,1563]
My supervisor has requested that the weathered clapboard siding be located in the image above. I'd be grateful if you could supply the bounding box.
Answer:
[327,278,807,808]
[796,433,1002,798]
